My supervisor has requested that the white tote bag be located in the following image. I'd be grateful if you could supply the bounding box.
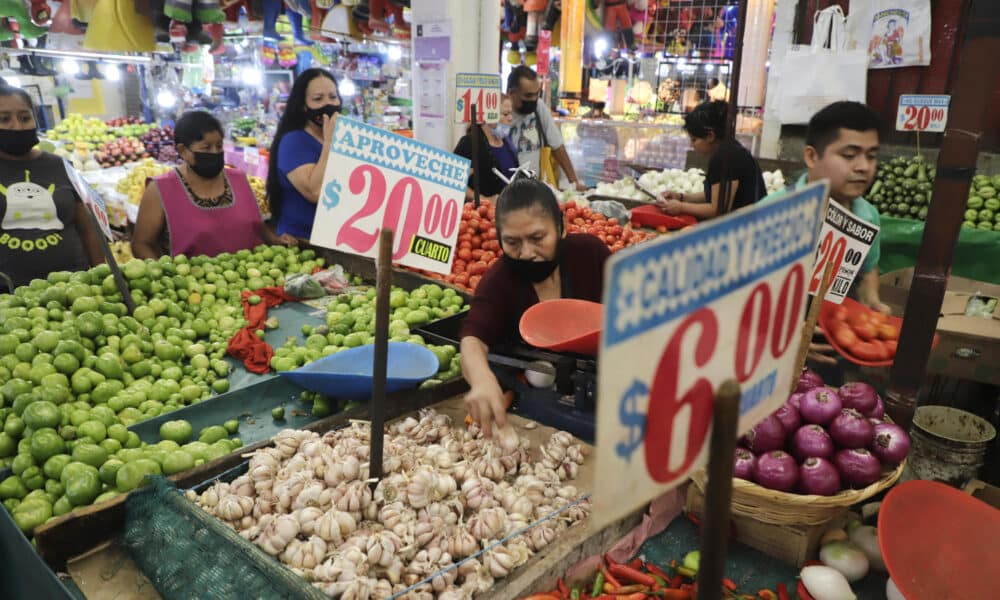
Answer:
[846,0,932,69]
[777,6,869,125]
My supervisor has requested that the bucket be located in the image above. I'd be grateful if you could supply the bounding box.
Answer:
[906,405,997,487]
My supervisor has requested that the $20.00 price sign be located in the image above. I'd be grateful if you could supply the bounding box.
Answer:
[310,117,471,274]
[593,182,826,528]
[808,200,879,304]
[896,95,950,133]
[455,73,501,125]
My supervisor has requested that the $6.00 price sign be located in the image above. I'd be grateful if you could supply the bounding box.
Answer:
[593,182,827,528]
[310,117,471,274]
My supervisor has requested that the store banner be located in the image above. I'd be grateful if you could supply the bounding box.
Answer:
[809,200,879,304]
[593,181,826,529]
[63,158,114,240]
[847,0,932,69]
[310,117,471,275]
[454,73,502,125]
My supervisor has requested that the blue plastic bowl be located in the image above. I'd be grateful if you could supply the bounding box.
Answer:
[279,342,441,399]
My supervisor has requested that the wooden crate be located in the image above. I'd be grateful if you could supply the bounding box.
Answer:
[685,483,833,567]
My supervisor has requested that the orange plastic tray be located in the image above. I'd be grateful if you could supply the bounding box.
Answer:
[879,480,1000,600]
[519,299,602,356]
[818,297,937,367]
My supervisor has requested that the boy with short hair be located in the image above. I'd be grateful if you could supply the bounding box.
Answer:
[763,101,888,365]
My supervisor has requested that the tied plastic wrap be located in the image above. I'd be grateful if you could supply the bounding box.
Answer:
[965,295,999,318]
[589,200,630,223]
[283,266,350,299]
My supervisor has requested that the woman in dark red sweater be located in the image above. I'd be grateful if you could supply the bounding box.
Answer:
[460,178,610,436]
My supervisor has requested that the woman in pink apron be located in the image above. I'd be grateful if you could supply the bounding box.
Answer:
[131,111,297,259]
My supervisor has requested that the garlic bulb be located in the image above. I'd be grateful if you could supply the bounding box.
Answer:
[527,525,556,551]
[256,514,299,556]
[316,508,357,544]
[281,536,328,570]
[294,506,325,536]
[484,546,516,578]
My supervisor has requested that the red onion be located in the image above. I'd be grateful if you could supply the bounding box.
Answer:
[839,382,879,415]
[834,448,883,488]
[755,451,799,492]
[745,414,786,454]
[787,392,804,411]
[796,368,824,393]
[800,388,843,426]
[792,424,835,461]
[773,403,801,437]
[864,396,886,420]
[869,423,911,465]
[733,448,757,481]
[829,409,876,448]
[799,457,842,496]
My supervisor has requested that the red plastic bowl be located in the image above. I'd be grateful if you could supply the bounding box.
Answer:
[629,205,697,230]
[519,299,602,356]
[818,297,938,367]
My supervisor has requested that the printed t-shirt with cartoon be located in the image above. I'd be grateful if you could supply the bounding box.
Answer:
[762,173,881,274]
[0,153,89,289]
[508,107,564,175]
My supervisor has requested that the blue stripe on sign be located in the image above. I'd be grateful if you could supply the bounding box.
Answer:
[603,183,826,348]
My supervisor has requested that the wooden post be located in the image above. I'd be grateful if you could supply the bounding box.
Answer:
[369,229,394,486]
[696,380,741,600]
[790,261,835,395]
[83,206,135,316]
[471,102,481,208]
[886,2,1000,430]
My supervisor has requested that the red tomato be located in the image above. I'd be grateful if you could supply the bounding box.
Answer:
[852,321,878,341]
[608,217,619,225]
[478,205,489,217]
[877,323,899,341]
[468,218,480,231]
[869,312,888,326]
[471,235,483,248]
[459,240,472,250]
[830,305,849,322]
[469,275,482,289]
[565,200,576,209]
[657,226,668,234]
[832,323,859,348]
[565,208,579,220]
[457,248,472,261]
[883,340,898,356]
[471,249,484,260]
[454,273,470,286]
[481,251,496,263]
[468,261,488,276]
[851,341,885,362]
[847,311,870,329]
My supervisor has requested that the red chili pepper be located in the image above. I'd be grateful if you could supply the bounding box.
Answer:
[558,579,569,599]
[687,513,702,527]
[628,558,643,570]
[776,583,789,600]
[613,594,647,600]
[600,565,622,589]
[756,590,777,600]
[609,564,657,588]
[660,591,693,600]
[520,595,561,600]
[670,575,684,589]
[646,563,671,581]
[797,581,816,600]
[723,578,738,592]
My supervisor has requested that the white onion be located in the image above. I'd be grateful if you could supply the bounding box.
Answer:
[847,524,885,571]
[819,541,869,582]
[800,565,857,600]
[524,361,555,388]
[886,578,906,600]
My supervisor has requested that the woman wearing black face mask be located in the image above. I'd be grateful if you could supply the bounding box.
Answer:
[132,111,296,259]
[459,178,610,436]
[266,68,341,240]
[0,85,104,291]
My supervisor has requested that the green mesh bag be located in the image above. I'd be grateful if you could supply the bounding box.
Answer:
[121,477,325,600]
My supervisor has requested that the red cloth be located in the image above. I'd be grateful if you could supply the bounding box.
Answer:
[226,287,298,374]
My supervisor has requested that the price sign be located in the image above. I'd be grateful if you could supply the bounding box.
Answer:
[62,158,113,240]
[896,95,950,133]
[455,73,501,125]
[593,181,826,528]
[310,117,471,274]
[808,201,879,304]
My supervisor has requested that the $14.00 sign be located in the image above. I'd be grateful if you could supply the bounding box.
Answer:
[310,117,471,274]
[455,73,501,125]
[896,95,950,133]
[593,181,826,528]
[808,201,879,304]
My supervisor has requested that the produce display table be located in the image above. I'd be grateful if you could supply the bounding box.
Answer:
[878,216,1000,285]
[639,516,888,597]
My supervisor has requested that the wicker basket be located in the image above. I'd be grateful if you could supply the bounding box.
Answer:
[690,460,905,526]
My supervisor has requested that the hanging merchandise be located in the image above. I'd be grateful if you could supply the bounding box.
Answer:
[283,0,314,45]
[599,0,636,51]
[777,5,868,125]
[368,0,409,37]
[0,0,51,41]
[847,0,932,69]
[83,0,156,51]
[163,0,225,45]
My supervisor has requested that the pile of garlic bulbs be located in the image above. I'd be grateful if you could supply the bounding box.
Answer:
[186,409,590,599]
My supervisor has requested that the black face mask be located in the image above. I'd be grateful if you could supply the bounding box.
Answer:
[305,104,342,126]
[189,151,225,179]
[516,99,538,115]
[502,238,563,283]
[0,128,38,156]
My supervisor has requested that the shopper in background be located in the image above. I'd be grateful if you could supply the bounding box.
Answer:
[132,111,295,259]
[707,77,729,102]
[453,94,519,203]
[460,178,610,436]
[0,84,104,291]
[266,68,341,240]
[506,65,586,192]
[656,100,765,219]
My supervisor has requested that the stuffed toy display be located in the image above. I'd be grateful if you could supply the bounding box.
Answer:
[367,0,408,36]
[0,0,52,41]
[596,0,636,51]
[283,0,314,45]
[163,0,225,44]
[627,0,648,46]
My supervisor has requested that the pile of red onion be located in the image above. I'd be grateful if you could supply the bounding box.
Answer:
[735,369,911,496]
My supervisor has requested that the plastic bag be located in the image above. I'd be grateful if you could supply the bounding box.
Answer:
[313,265,350,294]
[284,274,325,299]
[965,295,999,318]
[589,200,630,223]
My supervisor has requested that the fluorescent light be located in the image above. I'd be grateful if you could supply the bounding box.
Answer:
[387,45,402,61]
[594,37,608,58]
[60,59,80,76]
[5,76,21,88]
[339,78,356,97]
[156,89,177,108]
[704,63,715,72]
[242,66,263,87]
[104,64,121,81]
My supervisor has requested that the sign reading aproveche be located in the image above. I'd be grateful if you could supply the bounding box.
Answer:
[310,117,471,274]
[809,201,879,304]
[896,95,950,133]
[593,181,827,528]
[455,73,502,125]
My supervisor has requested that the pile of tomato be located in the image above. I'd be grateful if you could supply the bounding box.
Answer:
[412,199,657,293]
[826,304,900,362]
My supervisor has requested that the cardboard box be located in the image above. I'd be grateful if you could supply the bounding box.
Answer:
[880,269,1000,385]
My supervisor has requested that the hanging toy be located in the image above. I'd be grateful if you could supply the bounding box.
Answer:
[164,0,225,45]
[261,40,277,65]
[310,0,336,42]
[599,0,636,51]
[0,0,51,42]
[283,0,314,45]
[277,41,297,67]
[367,0,407,36]
[627,0,647,49]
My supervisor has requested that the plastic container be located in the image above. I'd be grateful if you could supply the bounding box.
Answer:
[279,342,440,399]
[906,405,997,486]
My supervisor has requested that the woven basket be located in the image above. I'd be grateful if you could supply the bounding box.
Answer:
[690,460,905,526]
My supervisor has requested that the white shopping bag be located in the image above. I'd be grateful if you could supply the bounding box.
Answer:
[777,6,869,125]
